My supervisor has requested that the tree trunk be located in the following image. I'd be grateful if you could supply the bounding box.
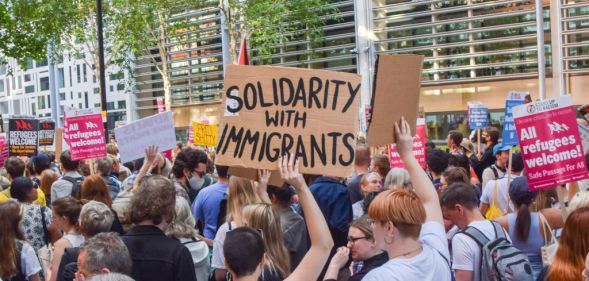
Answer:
[157,10,172,112]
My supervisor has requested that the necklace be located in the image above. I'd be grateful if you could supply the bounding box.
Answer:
[390,244,423,260]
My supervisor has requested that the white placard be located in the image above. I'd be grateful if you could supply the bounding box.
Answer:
[115,111,177,163]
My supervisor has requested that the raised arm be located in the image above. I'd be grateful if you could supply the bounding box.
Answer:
[279,155,334,281]
[131,145,158,192]
[395,117,444,225]
[255,169,272,204]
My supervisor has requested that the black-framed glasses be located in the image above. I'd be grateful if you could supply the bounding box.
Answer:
[347,236,368,244]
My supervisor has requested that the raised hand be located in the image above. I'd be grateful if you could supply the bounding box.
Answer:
[278,153,305,189]
[394,117,414,159]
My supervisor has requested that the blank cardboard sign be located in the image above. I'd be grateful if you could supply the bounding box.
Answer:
[367,55,423,146]
[216,65,361,178]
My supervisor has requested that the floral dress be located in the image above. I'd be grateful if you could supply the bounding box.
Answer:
[21,203,52,251]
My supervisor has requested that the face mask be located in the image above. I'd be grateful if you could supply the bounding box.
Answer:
[188,174,205,190]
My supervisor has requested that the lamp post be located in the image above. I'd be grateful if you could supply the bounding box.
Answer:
[97,0,108,142]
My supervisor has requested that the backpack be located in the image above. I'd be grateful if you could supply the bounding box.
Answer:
[182,237,210,281]
[61,176,84,199]
[460,221,533,281]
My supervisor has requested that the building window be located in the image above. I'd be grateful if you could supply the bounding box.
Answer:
[38,96,46,109]
[59,92,65,101]
[58,68,65,88]
[79,103,83,109]
[17,76,21,89]
[78,92,82,99]
[109,72,123,81]
[94,88,99,94]
[118,100,126,109]
[24,74,31,82]
[77,65,81,83]
[48,95,50,108]
[0,79,4,93]
[25,58,34,70]
[31,103,36,115]
[40,77,50,91]
[109,85,114,92]
[106,102,115,110]
[25,85,35,94]
[117,83,124,91]
[84,92,88,108]
[83,64,88,82]
[69,66,73,86]
[36,60,48,67]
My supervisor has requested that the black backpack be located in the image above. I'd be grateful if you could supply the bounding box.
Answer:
[61,176,84,199]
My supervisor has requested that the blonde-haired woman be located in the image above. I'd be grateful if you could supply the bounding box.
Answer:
[352,172,383,219]
[242,203,291,280]
[167,196,210,281]
[211,176,264,281]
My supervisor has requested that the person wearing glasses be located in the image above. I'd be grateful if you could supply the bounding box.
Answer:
[323,216,387,281]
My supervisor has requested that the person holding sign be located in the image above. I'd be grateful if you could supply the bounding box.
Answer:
[362,117,451,281]
[221,154,334,281]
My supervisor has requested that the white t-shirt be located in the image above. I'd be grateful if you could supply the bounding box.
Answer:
[211,221,237,269]
[362,221,452,281]
[480,176,519,213]
[451,220,511,281]
[21,242,42,279]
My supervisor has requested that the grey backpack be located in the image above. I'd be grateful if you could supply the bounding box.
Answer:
[460,221,533,281]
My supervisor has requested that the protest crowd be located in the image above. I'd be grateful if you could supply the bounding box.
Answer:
[2,63,589,281]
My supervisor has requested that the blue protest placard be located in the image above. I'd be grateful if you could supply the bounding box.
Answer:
[502,100,525,145]
[469,104,489,130]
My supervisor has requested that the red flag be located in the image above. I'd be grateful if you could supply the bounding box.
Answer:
[238,37,249,65]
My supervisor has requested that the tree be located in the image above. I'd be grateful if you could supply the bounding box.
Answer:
[220,0,338,64]
[57,0,131,95]
[0,0,75,69]
[115,0,201,112]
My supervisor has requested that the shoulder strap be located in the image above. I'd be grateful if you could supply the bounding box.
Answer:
[490,221,506,240]
[492,180,499,206]
[460,225,490,248]
[182,237,203,246]
[40,206,49,244]
[491,165,499,179]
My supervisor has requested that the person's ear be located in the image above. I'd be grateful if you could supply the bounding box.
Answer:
[183,168,190,178]
[99,268,111,274]
[386,221,395,236]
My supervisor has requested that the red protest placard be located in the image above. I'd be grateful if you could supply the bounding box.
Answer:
[0,135,8,168]
[513,95,589,191]
[65,108,107,161]
[389,119,427,168]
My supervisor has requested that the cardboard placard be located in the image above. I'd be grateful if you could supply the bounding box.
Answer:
[115,111,177,163]
[367,55,423,146]
[216,65,361,177]
[389,118,427,168]
[228,167,285,187]
[192,122,218,147]
[65,107,107,161]
[8,119,39,156]
[39,121,55,146]
[502,92,527,146]
[54,128,64,161]
[513,95,589,191]
[468,102,489,130]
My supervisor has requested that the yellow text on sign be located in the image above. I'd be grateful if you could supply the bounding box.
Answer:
[192,122,218,147]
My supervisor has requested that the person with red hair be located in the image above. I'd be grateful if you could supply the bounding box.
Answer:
[542,207,589,281]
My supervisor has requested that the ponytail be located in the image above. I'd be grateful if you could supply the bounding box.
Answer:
[515,203,531,242]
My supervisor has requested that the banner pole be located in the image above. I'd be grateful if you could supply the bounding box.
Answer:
[477,129,481,158]
[506,148,513,212]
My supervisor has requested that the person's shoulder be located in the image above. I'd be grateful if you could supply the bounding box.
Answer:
[362,261,399,281]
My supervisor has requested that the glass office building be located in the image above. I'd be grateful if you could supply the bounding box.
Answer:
[135,0,589,140]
